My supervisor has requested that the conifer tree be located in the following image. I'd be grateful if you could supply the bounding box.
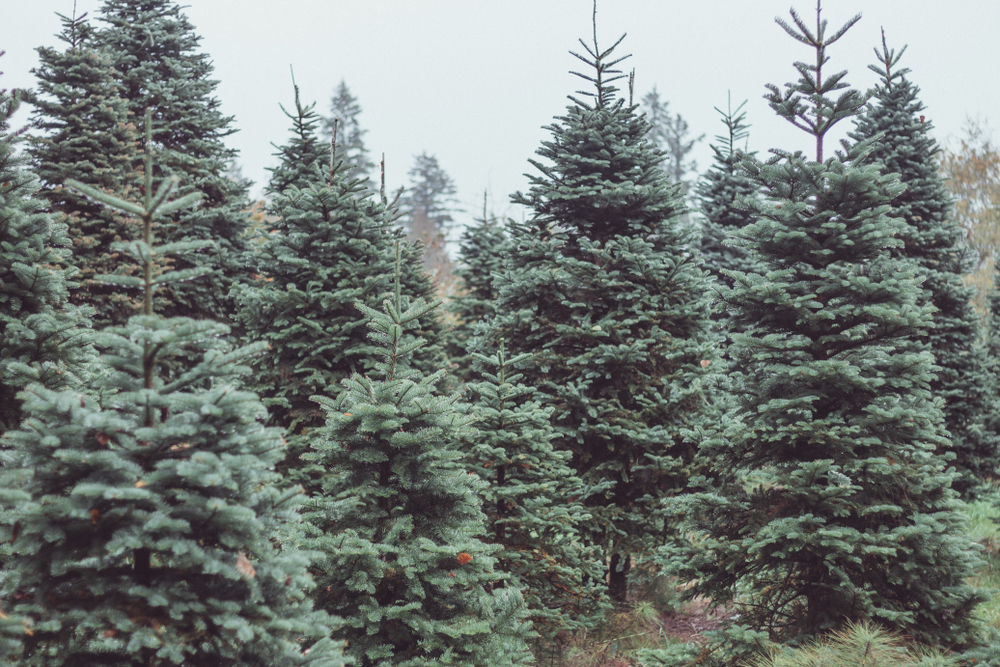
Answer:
[235,86,448,487]
[404,153,458,284]
[303,250,532,667]
[321,80,375,181]
[667,4,983,651]
[464,342,606,637]
[642,87,703,200]
[850,33,995,496]
[0,64,94,435]
[447,196,511,383]
[28,10,141,327]
[696,96,759,294]
[93,0,252,322]
[491,20,715,604]
[0,113,345,666]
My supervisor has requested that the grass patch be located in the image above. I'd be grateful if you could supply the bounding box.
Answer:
[964,489,1000,630]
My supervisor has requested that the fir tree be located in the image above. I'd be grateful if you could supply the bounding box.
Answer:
[28,10,141,327]
[0,112,345,666]
[642,87,703,197]
[303,249,532,667]
[464,341,606,638]
[447,195,511,383]
[235,86,449,488]
[320,80,375,181]
[849,32,995,496]
[404,152,458,284]
[94,0,252,322]
[0,62,94,435]
[667,3,984,651]
[696,95,760,294]
[491,20,715,604]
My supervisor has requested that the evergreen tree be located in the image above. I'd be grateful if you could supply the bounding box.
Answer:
[696,95,760,294]
[28,10,141,327]
[464,342,606,638]
[491,22,715,604]
[0,112,345,666]
[849,32,995,496]
[303,251,532,667]
[320,80,375,181]
[93,0,252,322]
[0,62,94,435]
[234,87,448,488]
[667,4,983,651]
[642,87,703,196]
[447,195,511,383]
[404,152,458,284]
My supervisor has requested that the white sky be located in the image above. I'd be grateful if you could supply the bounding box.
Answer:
[3,1,999,227]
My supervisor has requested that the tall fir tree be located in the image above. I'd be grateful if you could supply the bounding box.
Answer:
[320,80,375,181]
[666,3,984,652]
[0,62,94,435]
[642,87,703,200]
[849,33,995,496]
[696,95,760,295]
[302,251,532,667]
[447,195,511,383]
[0,112,345,666]
[28,10,141,327]
[463,342,607,638]
[404,152,458,285]
[93,0,252,322]
[491,20,715,603]
[234,85,449,488]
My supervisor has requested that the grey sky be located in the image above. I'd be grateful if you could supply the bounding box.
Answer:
[3,1,999,226]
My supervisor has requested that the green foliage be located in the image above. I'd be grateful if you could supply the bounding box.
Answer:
[749,622,958,667]
[303,255,532,667]
[667,4,984,651]
[447,201,511,382]
[492,21,715,603]
[0,61,94,435]
[850,33,995,497]
[464,342,607,636]
[93,0,252,322]
[0,113,344,666]
[28,10,141,327]
[234,87,447,488]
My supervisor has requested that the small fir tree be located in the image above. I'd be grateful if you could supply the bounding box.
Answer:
[235,87,448,488]
[850,33,995,496]
[28,10,141,327]
[492,20,715,603]
[0,112,345,666]
[303,249,532,667]
[320,80,376,181]
[447,195,511,383]
[94,0,253,322]
[464,341,607,638]
[667,3,984,651]
[696,95,760,294]
[0,63,94,435]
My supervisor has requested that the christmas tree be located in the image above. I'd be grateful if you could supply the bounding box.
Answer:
[320,80,376,181]
[93,0,252,322]
[696,95,760,295]
[491,17,715,603]
[850,32,995,496]
[463,341,606,637]
[0,60,94,435]
[447,195,511,383]
[667,3,983,651]
[403,152,458,285]
[303,248,532,667]
[28,10,141,327]
[0,112,345,666]
[235,86,447,488]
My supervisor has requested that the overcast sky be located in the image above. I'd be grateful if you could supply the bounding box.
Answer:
[3,1,998,226]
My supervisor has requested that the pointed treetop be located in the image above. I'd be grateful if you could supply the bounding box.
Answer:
[568,0,630,109]
[714,92,750,158]
[767,0,865,161]
[870,28,910,91]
